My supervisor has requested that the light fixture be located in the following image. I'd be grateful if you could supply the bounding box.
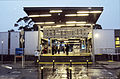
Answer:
[94,33,99,38]
[35,22,54,25]
[66,21,86,24]
[77,11,102,14]
[65,14,76,16]
[76,24,92,26]
[77,11,90,13]
[35,22,44,24]
[28,15,40,17]
[90,11,102,13]
[1,40,4,44]
[65,14,89,16]
[44,22,55,24]
[77,14,89,16]
[39,14,51,17]
[29,14,51,17]
[50,10,62,13]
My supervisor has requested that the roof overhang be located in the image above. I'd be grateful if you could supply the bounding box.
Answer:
[24,7,103,27]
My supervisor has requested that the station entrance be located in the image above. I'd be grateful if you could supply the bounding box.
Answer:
[42,26,92,56]
[24,7,103,62]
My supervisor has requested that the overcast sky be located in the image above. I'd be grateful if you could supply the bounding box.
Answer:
[0,0,120,32]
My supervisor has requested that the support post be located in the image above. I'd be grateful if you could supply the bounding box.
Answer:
[69,67,72,79]
[41,66,44,79]
[38,26,41,51]
[91,24,95,64]
[1,41,3,63]
[53,60,55,72]
[50,38,52,54]
[86,60,88,69]
[70,60,72,67]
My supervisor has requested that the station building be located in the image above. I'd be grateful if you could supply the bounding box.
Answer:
[0,7,120,62]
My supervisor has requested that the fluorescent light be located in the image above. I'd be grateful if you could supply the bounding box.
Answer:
[76,24,92,26]
[66,21,86,24]
[90,11,102,13]
[44,22,55,24]
[77,14,89,16]
[29,15,40,17]
[29,14,51,17]
[65,14,76,16]
[50,10,62,13]
[39,14,51,17]
[77,11,102,14]
[77,11,90,13]
[1,40,4,44]
[35,22,54,25]
[65,14,89,16]
[35,22,44,24]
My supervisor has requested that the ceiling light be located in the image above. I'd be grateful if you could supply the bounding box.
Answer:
[45,22,55,24]
[90,11,102,13]
[50,10,62,13]
[35,22,54,25]
[65,14,76,16]
[65,14,89,16]
[77,11,90,13]
[35,22,44,24]
[39,14,51,17]
[66,21,86,24]
[77,14,89,16]
[29,14,51,17]
[77,11,102,14]
[29,15,40,17]
[76,24,92,26]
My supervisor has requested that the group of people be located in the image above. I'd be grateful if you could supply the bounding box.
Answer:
[52,43,69,55]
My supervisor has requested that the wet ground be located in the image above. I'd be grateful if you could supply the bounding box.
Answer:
[0,61,120,79]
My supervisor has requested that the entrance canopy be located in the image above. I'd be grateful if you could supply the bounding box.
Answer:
[24,7,103,27]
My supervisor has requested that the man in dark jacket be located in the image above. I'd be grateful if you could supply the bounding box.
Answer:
[65,43,69,55]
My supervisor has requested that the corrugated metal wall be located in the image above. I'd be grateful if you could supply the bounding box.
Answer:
[93,29,115,54]
[10,32,20,55]
[0,32,8,55]
[25,31,38,55]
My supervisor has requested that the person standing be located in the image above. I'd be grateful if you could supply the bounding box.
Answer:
[65,43,69,55]
[52,45,55,55]
[34,50,40,65]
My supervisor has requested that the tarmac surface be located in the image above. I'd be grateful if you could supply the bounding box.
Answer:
[0,61,120,79]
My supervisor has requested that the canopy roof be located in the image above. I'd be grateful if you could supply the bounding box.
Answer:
[24,7,103,27]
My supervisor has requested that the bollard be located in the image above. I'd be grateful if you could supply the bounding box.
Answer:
[86,60,88,69]
[70,60,72,67]
[66,68,69,79]
[41,66,44,79]
[69,67,72,79]
[53,60,55,72]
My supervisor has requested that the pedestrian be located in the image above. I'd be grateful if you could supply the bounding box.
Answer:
[52,45,55,55]
[34,50,40,65]
[58,44,60,54]
[65,43,69,55]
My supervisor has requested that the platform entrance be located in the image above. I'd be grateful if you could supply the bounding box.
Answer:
[41,26,92,56]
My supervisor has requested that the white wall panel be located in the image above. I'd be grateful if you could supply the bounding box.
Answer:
[93,29,115,54]
[10,32,20,55]
[0,32,8,54]
[25,31,38,55]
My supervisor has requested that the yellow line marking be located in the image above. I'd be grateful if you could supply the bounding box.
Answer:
[42,54,91,56]
[97,54,103,55]
[108,60,114,62]
[38,62,93,64]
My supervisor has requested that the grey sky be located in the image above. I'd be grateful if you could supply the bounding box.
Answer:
[0,0,120,32]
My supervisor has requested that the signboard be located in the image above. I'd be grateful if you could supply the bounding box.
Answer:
[15,48,24,56]
[43,27,91,38]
